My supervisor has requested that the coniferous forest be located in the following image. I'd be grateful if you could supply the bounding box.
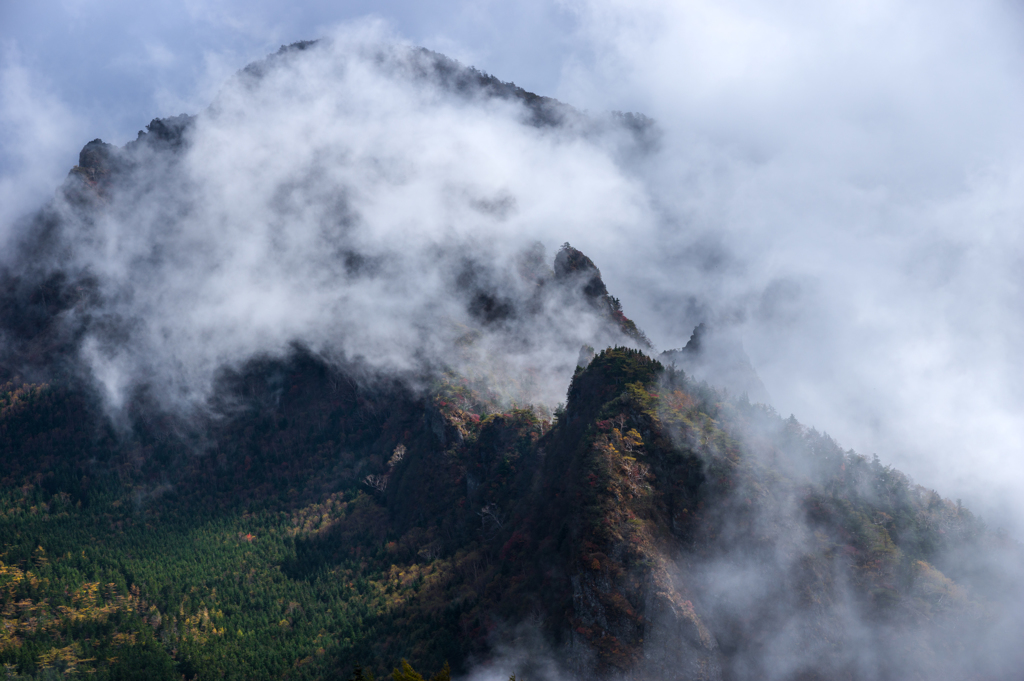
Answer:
[0,41,1022,681]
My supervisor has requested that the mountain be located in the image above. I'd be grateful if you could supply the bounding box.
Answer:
[0,40,1021,681]
[660,323,770,405]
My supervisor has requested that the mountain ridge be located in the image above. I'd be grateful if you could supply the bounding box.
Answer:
[0,41,1019,681]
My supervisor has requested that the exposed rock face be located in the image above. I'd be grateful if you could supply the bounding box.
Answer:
[554,244,610,301]
[638,560,722,681]
[70,139,121,185]
[66,114,194,196]
[0,40,1016,681]
[127,113,195,151]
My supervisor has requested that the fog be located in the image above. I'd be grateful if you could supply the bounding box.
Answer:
[0,51,90,234]
[2,27,657,416]
[3,3,1024,676]
[4,3,1024,535]
[558,0,1024,535]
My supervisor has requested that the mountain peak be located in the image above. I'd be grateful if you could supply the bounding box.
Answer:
[662,322,771,403]
[554,242,609,299]
[0,39,1016,681]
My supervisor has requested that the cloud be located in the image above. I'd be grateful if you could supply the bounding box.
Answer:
[4,25,653,418]
[0,44,85,233]
[4,4,1024,676]
[5,1,1024,532]
[552,0,1024,531]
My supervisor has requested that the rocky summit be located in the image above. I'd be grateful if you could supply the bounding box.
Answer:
[0,41,1020,681]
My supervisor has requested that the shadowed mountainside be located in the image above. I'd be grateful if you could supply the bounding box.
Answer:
[0,42,1020,681]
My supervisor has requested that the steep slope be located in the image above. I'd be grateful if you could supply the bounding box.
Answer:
[1,337,1017,680]
[0,40,1020,681]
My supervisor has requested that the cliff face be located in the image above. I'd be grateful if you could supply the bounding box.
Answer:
[0,41,1019,681]
[0,334,1006,679]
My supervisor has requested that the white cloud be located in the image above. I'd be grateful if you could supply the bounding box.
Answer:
[5,0,1024,535]
[27,27,649,417]
[555,0,1024,529]
[0,44,85,233]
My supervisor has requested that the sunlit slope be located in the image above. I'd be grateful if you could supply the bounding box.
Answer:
[0,40,1021,681]
[1,342,1019,679]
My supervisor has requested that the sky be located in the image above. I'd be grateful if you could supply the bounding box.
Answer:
[3,0,1024,534]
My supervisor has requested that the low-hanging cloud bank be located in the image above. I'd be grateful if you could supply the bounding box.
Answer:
[556,0,1024,532]
[3,6,1024,678]
[0,25,656,416]
[3,1,1024,534]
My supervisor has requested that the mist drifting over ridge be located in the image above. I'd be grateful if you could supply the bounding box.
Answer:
[557,0,1024,534]
[0,8,1024,679]
[4,2,1024,535]
[2,29,660,415]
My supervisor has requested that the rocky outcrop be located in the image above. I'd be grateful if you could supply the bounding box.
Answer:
[66,138,124,197]
[554,244,609,300]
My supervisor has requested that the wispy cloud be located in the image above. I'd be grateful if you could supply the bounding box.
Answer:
[4,26,652,419]
[555,0,1024,530]
[0,44,85,231]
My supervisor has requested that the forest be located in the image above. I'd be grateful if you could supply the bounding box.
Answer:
[0,340,1011,679]
[0,42,1020,680]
